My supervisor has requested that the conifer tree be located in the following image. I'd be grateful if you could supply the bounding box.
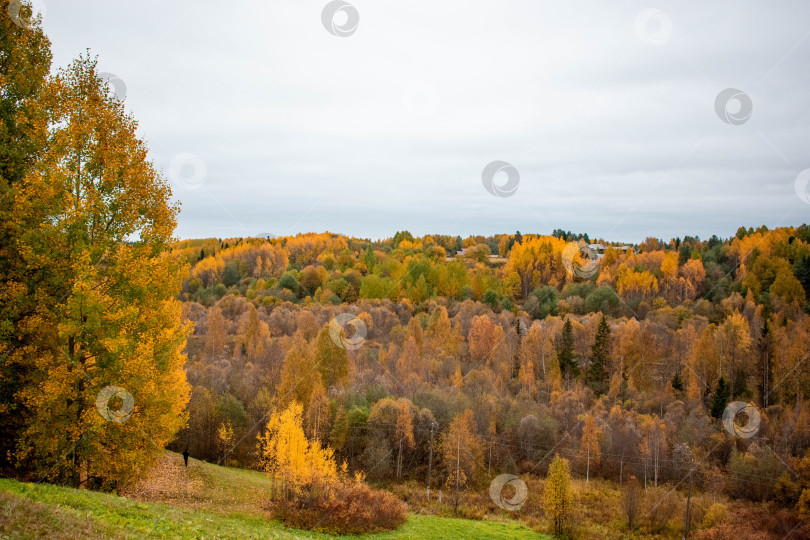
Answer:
[557,318,578,385]
[757,320,773,408]
[671,369,684,393]
[710,376,730,418]
[363,245,376,270]
[586,315,611,395]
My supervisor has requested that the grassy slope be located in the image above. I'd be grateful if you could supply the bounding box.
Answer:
[0,452,547,539]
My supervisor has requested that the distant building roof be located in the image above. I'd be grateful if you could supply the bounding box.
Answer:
[589,244,633,253]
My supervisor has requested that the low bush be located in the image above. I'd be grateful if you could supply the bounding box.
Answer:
[692,523,770,540]
[274,481,407,535]
[731,503,810,538]
[688,494,714,529]
[693,502,810,539]
[701,502,730,528]
[644,486,679,533]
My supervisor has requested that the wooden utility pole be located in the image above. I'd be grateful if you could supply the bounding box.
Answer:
[683,460,694,539]
[454,439,460,513]
[397,436,403,478]
[427,421,434,500]
[488,436,492,477]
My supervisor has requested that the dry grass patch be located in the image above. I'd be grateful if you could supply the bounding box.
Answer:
[120,451,274,517]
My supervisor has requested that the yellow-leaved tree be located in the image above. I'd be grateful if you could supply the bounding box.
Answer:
[439,409,483,512]
[543,454,574,536]
[0,0,53,470]
[503,236,569,298]
[10,54,191,488]
[217,420,235,466]
[257,401,338,502]
[395,398,414,479]
[579,414,602,482]
[276,333,322,408]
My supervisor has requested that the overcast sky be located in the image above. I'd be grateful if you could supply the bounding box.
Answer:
[37,0,810,243]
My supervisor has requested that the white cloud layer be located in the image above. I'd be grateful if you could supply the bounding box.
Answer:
[41,0,810,242]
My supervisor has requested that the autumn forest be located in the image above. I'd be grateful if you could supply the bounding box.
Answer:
[4,1,810,539]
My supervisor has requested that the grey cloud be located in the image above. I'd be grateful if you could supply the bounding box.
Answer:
[41,0,810,243]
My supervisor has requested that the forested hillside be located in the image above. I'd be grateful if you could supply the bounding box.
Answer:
[169,227,810,537]
[5,0,810,537]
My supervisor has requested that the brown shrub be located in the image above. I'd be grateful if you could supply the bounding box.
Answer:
[731,503,810,539]
[274,481,407,534]
[621,476,642,529]
[693,503,810,540]
[688,494,713,529]
[644,486,678,534]
[692,523,770,540]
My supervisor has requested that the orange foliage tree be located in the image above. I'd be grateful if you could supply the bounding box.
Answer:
[10,55,191,487]
[258,401,339,501]
[504,236,569,298]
